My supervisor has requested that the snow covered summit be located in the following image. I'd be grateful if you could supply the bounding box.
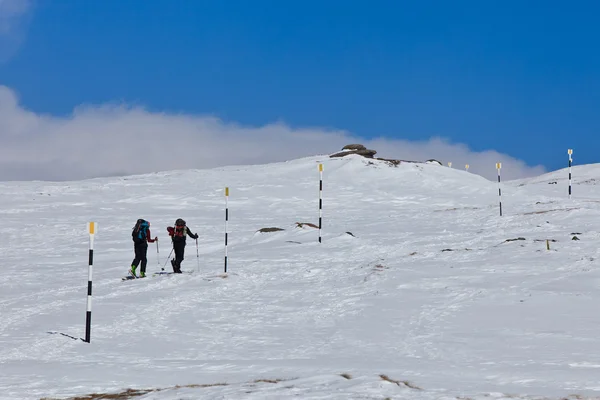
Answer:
[1,155,599,399]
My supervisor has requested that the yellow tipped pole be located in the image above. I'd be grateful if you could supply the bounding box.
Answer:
[568,149,573,199]
[496,163,502,216]
[224,187,229,273]
[85,222,96,343]
[318,164,323,243]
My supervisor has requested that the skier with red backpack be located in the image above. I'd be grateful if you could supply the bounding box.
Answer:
[130,219,158,278]
[167,218,198,273]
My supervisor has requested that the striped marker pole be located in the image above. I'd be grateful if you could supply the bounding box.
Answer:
[568,149,573,199]
[496,163,503,216]
[465,164,469,172]
[224,187,229,273]
[84,222,96,343]
[318,164,323,243]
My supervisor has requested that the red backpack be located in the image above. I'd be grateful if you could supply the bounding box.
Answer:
[168,219,186,238]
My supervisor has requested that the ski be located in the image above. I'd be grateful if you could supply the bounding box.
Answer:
[152,271,193,277]
[121,275,149,281]
[121,271,147,281]
[121,271,195,280]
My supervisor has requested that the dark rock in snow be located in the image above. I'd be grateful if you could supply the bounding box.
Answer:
[504,237,526,242]
[296,222,319,229]
[258,227,284,233]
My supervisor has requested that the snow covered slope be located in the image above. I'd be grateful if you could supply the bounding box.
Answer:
[1,154,600,400]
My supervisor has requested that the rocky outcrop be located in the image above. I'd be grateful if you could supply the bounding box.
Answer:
[342,144,367,151]
[330,145,378,158]
[329,144,433,167]
[425,159,442,165]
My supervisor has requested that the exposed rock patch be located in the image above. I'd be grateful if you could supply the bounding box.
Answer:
[329,144,439,167]
[295,222,319,229]
[257,227,284,233]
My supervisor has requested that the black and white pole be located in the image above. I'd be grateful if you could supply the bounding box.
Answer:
[84,222,96,343]
[568,149,573,199]
[224,187,229,273]
[496,163,503,216]
[318,163,323,243]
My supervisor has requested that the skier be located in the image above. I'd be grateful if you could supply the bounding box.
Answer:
[166,218,198,273]
[130,219,158,278]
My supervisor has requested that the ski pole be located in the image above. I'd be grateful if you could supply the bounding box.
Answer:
[195,238,200,273]
[162,248,173,271]
[156,240,160,266]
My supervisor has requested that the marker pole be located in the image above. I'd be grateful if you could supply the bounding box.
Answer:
[318,164,323,243]
[568,149,573,199]
[225,187,229,273]
[496,163,503,217]
[84,222,96,343]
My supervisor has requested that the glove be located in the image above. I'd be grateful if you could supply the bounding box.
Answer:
[154,237,158,241]
[194,234,199,239]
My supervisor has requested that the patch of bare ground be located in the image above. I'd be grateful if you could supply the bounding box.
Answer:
[434,206,480,212]
[523,207,578,215]
[456,394,600,400]
[295,222,319,229]
[252,378,287,384]
[41,383,229,400]
[504,237,526,243]
[379,374,422,390]
[441,248,473,252]
[258,227,285,232]
[363,263,389,282]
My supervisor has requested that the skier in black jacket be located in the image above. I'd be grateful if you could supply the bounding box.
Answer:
[166,218,198,273]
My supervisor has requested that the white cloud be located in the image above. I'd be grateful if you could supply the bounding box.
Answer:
[0,85,546,182]
[0,0,32,62]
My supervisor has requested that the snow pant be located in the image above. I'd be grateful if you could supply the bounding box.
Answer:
[132,243,148,274]
[172,241,185,273]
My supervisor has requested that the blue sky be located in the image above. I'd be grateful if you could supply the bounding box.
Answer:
[1,0,599,180]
